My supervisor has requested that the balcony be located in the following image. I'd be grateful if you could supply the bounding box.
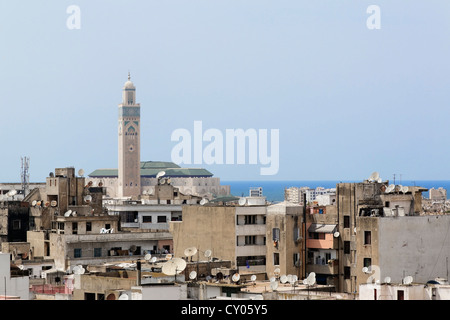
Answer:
[307,260,339,275]
[235,224,265,236]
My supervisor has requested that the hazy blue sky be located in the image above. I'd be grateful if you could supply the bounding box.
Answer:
[1,1,450,182]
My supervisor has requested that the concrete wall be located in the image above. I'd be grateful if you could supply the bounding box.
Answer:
[0,253,29,300]
[170,205,237,266]
[140,283,187,300]
[378,215,450,284]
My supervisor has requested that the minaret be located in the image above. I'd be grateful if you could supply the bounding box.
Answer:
[118,73,141,198]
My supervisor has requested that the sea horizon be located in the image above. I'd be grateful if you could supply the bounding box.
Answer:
[222,179,450,202]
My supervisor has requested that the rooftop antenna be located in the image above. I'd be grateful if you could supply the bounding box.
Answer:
[21,156,30,197]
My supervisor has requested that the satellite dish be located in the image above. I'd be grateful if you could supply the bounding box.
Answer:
[18,265,24,270]
[32,200,37,207]
[162,258,186,276]
[189,271,197,280]
[184,247,198,257]
[362,267,369,273]
[403,276,413,285]
[280,275,288,284]
[7,190,17,197]
[51,200,57,207]
[72,211,77,217]
[64,210,72,217]
[369,172,380,182]
[100,228,107,234]
[238,198,247,206]
[232,273,240,282]
[270,281,278,290]
[156,171,166,179]
[165,254,172,260]
[78,169,85,176]
[204,249,212,258]
[306,272,316,286]
[118,293,129,300]
[84,195,92,203]
[274,268,281,275]
[402,186,409,193]
[384,276,391,284]
[144,253,152,261]
[200,198,208,206]
[251,275,257,282]
[385,184,395,193]
[129,245,137,253]
[334,231,340,238]
[150,257,157,263]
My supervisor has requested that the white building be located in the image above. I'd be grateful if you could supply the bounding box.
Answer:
[285,186,336,205]
[0,253,29,300]
[359,281,450,300]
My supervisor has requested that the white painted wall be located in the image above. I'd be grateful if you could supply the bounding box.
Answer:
[0,253,29,300]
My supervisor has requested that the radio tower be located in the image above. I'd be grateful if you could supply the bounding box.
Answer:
[21,156,30,197]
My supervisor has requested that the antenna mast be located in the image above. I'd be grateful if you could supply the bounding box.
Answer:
[21,156,30,197]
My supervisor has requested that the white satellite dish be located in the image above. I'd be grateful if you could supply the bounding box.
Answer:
[204,249,212,258]
[269,276,276,282]
[306,272,316,286]
[238,197,247,206]
[189,271,197,280]
[403,276,413,285]
[274,268,281,275]
[162,258,186,276]
[71,211,77,217]
[369,172,380,182]
[78,169,85,176]
[232,273,240,282]
[165,253,172,260]
[150,257,157,263]
[184,247,198,257]
[386,184,395,193]
[280,275,288,284]
[51,200,57,207]
[250,275,257,282]
[270,281,278,291]
[144,253,152,261]
[31,200,37,206]
[384,276,391,284]
[286,275,293,284]
[156,171,166,179]
[64,210,72,217]
[100,228,107,234]
[402,186,409,193]
[334,231,340,238]
[200,198,208,206]
[362,267,369,273]
[84,195,92,203]
[118,293,129,300]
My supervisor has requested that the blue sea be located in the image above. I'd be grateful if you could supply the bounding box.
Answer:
[222,180,450,202]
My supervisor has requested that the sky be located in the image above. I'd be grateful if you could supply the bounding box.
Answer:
[1,1,450,182]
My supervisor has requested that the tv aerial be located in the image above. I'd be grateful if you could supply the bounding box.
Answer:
[162,258,186,276]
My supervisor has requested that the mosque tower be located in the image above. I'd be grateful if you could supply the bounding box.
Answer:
[118,73,141,198]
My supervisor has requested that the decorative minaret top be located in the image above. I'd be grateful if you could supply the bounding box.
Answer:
[122,72,136,105]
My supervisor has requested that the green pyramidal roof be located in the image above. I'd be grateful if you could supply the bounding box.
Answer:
[88,161,213,178]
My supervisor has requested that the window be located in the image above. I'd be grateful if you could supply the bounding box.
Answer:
[74,248,82,258]
[272,228,280,241]
[293,253,300,266]
[244,215,256,225]
[143,216,152,223]
[363,258,372,269]
[344,241,351,254]
[245,236,256,245]
[344,266,351,279]
[364,231,372,245]
[86,222,92,232]
[157,216,167,223]
[344,216,350,228]
[94,248,102,257]
[273,253,280,265]
[309,232,325,240]
[72,222,78,235]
